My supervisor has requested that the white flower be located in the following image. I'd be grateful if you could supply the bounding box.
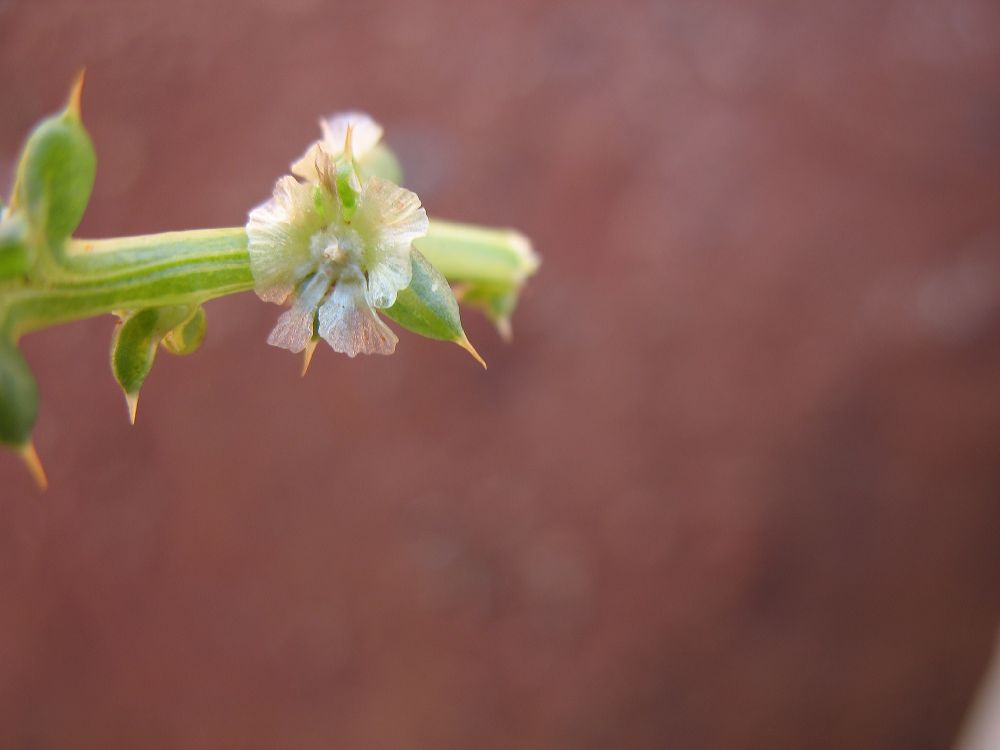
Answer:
[247,123,428,358]
[291,112,384,184]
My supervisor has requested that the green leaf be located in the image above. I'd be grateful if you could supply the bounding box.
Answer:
[0,340,39,447]
[110,305,193,422]
[385,250,461,341]
[10,74,96,250]
[384,249,485,367]
[162,306,207,356]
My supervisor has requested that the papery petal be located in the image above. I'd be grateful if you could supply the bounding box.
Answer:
[267,307,314,353]
[247,176,324,303]
[354,177,428,308]
[290,141,324,182]
[318,277,398,357]
[265,268,332,352]
[319,112,383,159]
[311,146,337,192]
[366,249,412,309]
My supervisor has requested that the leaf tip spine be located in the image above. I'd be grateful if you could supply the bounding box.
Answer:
[455,333,487,370]
[66,68,87,121]
[18,441,48,491]
[125,392,139,425]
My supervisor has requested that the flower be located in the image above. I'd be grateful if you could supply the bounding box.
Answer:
[291,112,383,184]
[247,116,428,358]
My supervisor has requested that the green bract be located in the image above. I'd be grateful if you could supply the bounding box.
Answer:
[414,221,539,339]
[0,79,538,489]
[384,250,484,365]
[111,305,203,422]
[9,73,95,255]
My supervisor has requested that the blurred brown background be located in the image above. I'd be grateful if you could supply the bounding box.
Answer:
[2,1,1000,748]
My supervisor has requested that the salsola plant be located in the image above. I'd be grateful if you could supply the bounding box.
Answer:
[0,75,538,488]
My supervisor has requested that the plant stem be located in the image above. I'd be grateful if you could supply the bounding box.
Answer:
[1,228,252,340]
[0,220,537,341]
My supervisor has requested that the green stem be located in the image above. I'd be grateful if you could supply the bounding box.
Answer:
[1,228,252,340]
[0,219,537,341]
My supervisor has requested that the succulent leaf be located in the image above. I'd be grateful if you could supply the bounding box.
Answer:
[10,74,96,251]
[384,250,485,367]
[110,306,194,422]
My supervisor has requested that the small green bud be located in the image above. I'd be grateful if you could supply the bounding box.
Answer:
[162,306,207,356]
[110,306,193,423]
[334,145,362,219]
[9,72,96,250]
[384,249,485,367]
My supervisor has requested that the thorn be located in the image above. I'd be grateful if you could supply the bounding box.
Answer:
[18,441,48,491]
[301,338,319,377]
[66,68,86,120]
[455,333,487,370]
[125,392,139,425]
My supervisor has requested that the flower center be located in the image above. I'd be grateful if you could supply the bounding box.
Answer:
[309,222,365,282]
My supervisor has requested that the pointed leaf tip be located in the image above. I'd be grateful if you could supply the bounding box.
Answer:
[301,338,319,376]
[18,441,48,491]
[11,75,97,242]
[66,69,86,120]
[456,334,487,370]
[125,392,139,425]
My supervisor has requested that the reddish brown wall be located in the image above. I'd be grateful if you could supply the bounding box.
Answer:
[2,1,999,748]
